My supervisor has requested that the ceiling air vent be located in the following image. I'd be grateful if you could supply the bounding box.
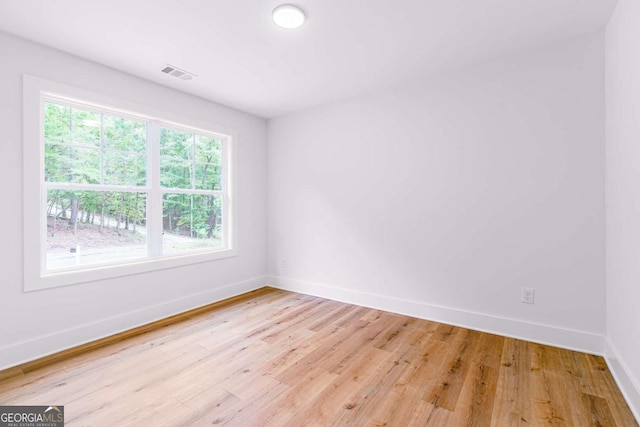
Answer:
[161,64,196,81]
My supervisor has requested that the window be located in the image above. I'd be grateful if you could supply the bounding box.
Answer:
[24,76,236,291]
[159,128,224,255]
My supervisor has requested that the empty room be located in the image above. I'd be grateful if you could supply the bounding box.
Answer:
[0,0,639,425]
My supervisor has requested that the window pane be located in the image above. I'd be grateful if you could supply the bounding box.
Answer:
[160,159,192,189]
[46,190,147,270]
[195,135,222,164]
[44,102,100,147]
[103,150,146,186]
[44,103,148,186]
[160,128,192,160]
[194,134,222,190]
[45,144,100,184]
[162,193,222,254]
[194,162,221,191]
[103,115,147,153]
[44,103,72,143]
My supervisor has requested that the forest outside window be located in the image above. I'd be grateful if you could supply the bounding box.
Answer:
[24,76,235,290]
[159,128,224,255]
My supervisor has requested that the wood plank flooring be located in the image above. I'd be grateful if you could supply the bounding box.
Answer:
[0,287,636,426]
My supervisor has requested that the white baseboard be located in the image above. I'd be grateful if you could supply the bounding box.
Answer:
[0,276,267,371]
[605,338,640,422]
[268,275,604,355]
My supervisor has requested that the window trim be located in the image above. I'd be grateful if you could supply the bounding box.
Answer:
[23,75,238,292]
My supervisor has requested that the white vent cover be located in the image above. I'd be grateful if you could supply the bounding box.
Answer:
[161,64,196,81]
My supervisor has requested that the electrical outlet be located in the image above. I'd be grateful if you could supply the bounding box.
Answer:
[282,258,288,269]
[521,288,534,304]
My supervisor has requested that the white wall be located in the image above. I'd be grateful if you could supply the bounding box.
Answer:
[605,0,640,416]
[268,33,606,352]
[0,32,267,369]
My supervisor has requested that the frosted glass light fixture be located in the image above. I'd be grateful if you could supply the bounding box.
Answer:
[272,4,306,29]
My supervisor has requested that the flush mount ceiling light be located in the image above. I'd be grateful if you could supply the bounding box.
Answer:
[272,4,306,29]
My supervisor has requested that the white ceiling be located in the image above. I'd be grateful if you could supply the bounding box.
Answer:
[0,0,616,118]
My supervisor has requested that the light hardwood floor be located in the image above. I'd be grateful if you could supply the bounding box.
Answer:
[0,287,636,426]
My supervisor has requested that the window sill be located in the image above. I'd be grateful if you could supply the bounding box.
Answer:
[24,248,238,292]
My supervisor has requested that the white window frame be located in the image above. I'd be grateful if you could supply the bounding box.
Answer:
[23,75,237,292]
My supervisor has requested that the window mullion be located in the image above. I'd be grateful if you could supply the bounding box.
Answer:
[147,122,163,256]
[99,112,104,185]
[191,134,196,238]
[44,182,146,192]
[39,98,47,274]
[222,136,230,249]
